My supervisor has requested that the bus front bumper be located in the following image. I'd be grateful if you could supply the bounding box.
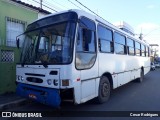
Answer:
[16,83,61,107]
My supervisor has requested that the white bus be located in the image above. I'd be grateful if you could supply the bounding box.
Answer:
[16,9,150,107]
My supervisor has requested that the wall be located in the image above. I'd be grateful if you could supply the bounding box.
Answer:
[0,0,38,94]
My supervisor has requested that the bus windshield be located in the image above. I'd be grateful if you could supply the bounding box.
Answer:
[19,21,76,65]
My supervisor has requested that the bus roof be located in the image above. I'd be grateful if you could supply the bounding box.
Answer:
[30,9,149,46]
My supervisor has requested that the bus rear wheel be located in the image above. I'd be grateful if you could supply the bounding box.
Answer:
[137,69,144,83]
[96,76,110,104]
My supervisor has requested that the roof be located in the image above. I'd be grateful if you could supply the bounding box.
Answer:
[150,44,159,46]
[10,0,51,14]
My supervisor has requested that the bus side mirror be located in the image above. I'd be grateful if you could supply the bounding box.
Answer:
[16,38,20,49]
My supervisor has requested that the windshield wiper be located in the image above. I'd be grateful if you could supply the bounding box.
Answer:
[21,43,35,66]
[41,61,48,68]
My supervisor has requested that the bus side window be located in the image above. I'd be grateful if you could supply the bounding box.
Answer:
[148,47,150,57]
[114,32,126,54]
[77,28,95,52]
[135,42,141,56]
[76,17,96,69]
[141,44,146,57]
[77,28,83,51]
[127,38,135,55]
[97,25,113,53]
[82,29,95,52]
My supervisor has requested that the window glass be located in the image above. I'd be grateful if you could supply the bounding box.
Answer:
[135,49,141,56]
[135,42,140,49]
[128,47,135,55]
[97,25,113,53]
[114,32,126,54]
[6,17,25,47]
[114,32,125,45]
[83,29,95,52]
[98,26,112,41]
[39,37,49,52]
[76,29,83,52]
[80,17,95,31]
[135,41,141,56]
[146,46,148,57]
[77,29,95,52]
[76,17,96,69]
[27,12,78,32]
[127,38,134,47]
[100,39,112,52]
[127,38,135,55]
[115,43,125,54]
[141,44,146,57]
[148,47,150,57]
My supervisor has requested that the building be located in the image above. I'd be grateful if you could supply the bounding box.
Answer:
[150,44,159,62]
[0,0,50,94]
[114,21,135,36]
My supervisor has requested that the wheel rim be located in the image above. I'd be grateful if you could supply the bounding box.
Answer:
[102,82,110,97]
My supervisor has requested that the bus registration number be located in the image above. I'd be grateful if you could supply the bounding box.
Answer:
[29,94,37,99]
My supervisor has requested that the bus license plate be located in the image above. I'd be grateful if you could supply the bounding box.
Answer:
[29,94,37,99]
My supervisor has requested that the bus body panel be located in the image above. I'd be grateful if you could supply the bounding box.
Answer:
[16,83,61,107]
[79,54,99,103]
[98,53,150,88]
[16,66,60,89]
[16,9,151,107]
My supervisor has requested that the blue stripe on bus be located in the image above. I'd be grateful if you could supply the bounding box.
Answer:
[16,83,61,107]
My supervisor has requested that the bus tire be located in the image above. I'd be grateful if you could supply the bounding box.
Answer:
[96,76,110,104]
[137,69,144,83]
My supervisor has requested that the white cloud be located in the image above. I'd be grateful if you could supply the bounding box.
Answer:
[135,22,160,56]
[136,23,160,32]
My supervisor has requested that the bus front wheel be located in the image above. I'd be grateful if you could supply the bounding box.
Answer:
[96,76,111,104]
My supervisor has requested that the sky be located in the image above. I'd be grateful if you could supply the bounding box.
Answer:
[21,0,160,55]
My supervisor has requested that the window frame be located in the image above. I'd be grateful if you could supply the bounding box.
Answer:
[6,17,26,47]
[75,16,97,70]
[114,32,127,55]
[141,44,146,57]
[135,41,141,56]
[148,47,151,57]
[97,24,114,53]
[127,38,135,56]
[76,26,96,53]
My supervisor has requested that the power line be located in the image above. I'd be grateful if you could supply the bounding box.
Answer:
[74,0,108,22]
[75,0,100,17]
[143,28,160,38]
[31,0,58,12]
[43,0,64,11]
[68,0,83,10]
[52,0,70,10]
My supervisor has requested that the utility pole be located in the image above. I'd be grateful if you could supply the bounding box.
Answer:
[40,0,43,9]
[139,28,143,40]
[139,33,143,40]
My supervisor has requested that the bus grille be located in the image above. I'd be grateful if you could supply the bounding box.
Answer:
[26,77,43,83]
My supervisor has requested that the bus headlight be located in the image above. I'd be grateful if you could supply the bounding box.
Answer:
[53,79,58,86]
[17,75,24,81]
[47,79,52,85]
[47,79,59,86]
